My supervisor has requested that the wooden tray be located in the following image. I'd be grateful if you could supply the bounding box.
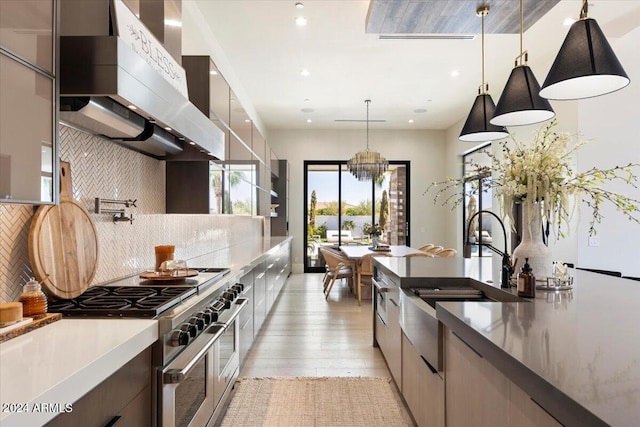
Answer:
[0,313,62,343]
[139,269,199,280]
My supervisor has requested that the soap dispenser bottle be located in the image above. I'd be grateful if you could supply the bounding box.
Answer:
[517,258,536,298]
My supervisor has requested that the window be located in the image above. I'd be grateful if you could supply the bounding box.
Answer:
[304,161,409,273]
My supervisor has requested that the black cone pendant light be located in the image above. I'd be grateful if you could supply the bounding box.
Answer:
[540,0,629,100]
[490,0,555,127]
[459,6,508,142]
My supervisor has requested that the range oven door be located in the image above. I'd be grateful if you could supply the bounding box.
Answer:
[212,298,247,413]
[160,324,225,427]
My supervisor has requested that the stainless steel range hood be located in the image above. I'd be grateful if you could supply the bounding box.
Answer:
[59,36,225,159]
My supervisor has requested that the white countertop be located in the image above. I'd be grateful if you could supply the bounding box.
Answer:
[0,318,157,427]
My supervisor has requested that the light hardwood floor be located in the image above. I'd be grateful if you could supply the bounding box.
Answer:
[240,273,391,378]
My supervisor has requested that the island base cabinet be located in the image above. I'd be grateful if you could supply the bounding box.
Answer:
[375,300,402,390]
[444,328,509,427]
[509,381,562,427]
[402,333,444,427]
[444,328,561,427]
[45,347,151,427]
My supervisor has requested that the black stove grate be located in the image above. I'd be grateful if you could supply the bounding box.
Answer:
[48,286,197,318]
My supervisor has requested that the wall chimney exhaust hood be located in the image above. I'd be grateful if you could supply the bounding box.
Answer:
[59,36,225,160]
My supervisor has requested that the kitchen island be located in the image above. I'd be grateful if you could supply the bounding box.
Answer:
[374,257,640,427]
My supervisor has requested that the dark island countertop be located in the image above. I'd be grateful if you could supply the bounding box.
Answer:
[374,257,640,427]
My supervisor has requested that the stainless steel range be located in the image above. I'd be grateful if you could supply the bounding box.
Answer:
[47,267,248,427]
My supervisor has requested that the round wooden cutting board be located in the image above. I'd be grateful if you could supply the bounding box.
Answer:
[28,161,98,299]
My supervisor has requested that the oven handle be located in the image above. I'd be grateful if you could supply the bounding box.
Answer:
[162,324,225,384]
[216,297,248,329]
[372,278,389,293]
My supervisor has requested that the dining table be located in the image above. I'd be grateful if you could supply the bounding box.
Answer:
[339,245,424,261]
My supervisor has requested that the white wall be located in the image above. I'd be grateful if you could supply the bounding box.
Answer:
[576,25,640,277]
[268,129,447,273]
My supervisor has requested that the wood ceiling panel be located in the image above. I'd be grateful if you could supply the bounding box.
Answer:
[366,0,561,34]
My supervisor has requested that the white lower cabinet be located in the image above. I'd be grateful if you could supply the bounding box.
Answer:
[444,327,560,427]
[401,333,444,427]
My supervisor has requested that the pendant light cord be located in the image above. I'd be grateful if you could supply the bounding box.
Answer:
[477,6,489,94]
[580,0,588,19]
[519,0,523,56]
[365,99,370,152]
[481,9,485,87]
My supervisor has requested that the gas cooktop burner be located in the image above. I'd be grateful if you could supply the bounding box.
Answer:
[48,286,197,318]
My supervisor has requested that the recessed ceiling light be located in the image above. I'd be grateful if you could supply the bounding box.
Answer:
[149,119,156,124]
[451,70,460,77]
[408,119,414,124]
[295,16,307,26]
[210,70,218,75]
[307,119,312,123]
[164,126,172,131]
[295,2,304,9]
[300,69,310,76]
[563,17,576,26]
[413,108,427,114]
[244,119,251,123]
[127,104,137,110]
[301,108,314,113]
[189,141,196,145]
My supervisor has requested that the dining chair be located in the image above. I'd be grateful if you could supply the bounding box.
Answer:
[404,252,435,258]
[356,252,391,305]
[425,246,444,255]
[418,244,435,252]
[435,248,458,258]
[319,247,356,300]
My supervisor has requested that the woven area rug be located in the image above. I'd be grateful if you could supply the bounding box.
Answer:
[219,377,413,427]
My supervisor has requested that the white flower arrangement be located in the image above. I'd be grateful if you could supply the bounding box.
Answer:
[426,121,640,238]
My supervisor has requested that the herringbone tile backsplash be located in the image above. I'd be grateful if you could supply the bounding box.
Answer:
[0,125,264,303]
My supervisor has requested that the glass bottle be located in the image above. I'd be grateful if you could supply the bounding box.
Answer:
[19,278,48,317]
[517,258,536,298]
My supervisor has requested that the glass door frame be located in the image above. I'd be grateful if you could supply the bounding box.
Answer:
[303,160,410,273]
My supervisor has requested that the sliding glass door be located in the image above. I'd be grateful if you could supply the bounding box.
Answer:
[304,161,410,273]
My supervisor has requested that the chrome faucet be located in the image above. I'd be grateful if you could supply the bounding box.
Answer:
[464,210,513,289]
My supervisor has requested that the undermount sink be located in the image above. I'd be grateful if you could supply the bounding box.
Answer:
[400,277,526,372]
[409,277,524,307]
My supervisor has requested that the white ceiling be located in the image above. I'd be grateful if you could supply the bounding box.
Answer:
[191,0,640,131]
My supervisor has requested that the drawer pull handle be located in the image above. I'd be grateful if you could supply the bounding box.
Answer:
[420,355,438,374]
[103,416,122,427]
